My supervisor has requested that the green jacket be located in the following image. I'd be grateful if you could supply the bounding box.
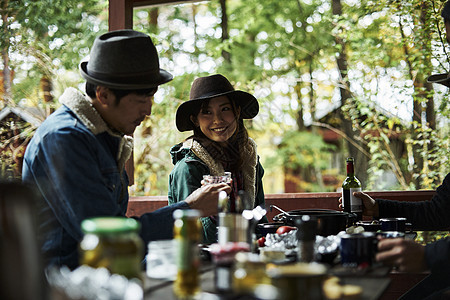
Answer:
[168,138,268,244]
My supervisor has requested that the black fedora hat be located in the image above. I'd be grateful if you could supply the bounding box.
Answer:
[176,74,259,132]
[427,72,450,88]
[80,29,173,90]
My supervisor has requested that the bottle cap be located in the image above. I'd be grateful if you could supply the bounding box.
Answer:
[173,209,201,219]
[81,217,140,234]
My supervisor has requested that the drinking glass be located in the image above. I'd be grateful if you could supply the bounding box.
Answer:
[146,240,177,280]
[202,172,232,185]
[203,172,232,213]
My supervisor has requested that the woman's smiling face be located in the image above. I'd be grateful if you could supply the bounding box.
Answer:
[192,95,240,145]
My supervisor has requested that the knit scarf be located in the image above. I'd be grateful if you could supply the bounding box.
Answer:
[182,137,258,207]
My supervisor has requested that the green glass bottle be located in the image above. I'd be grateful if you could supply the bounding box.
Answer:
[342,157,362,221]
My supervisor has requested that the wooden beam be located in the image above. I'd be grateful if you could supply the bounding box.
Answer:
[132,0,207,8]
[108,0,209,33]
[109,0,134,30]
[127,190,437,223]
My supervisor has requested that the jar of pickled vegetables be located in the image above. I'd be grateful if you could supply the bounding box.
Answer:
[173,209,201,299]
[79,217,144,281]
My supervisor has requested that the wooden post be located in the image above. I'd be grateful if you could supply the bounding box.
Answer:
[108,0,135,184]
[108,0,134,30]
[107,0,210,186]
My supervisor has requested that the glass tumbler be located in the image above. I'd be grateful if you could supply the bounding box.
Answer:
[202,172,232,185]
[203,172,232,212]
[146,239,177,280]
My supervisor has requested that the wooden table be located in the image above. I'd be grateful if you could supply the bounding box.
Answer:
[330,265,392,300]
[143,264,391,300]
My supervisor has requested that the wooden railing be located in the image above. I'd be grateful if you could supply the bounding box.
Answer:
[127,190,436,221]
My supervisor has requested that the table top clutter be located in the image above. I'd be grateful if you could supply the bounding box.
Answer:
[143,262,392,300]
[49,208,420,300]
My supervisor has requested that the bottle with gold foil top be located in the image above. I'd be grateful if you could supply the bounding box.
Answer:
[342,157,362,222]
[173,209,201,299]
[79,217,144,281]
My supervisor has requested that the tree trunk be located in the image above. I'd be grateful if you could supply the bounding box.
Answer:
[419,4,436,132]
[308,59,325,190]
[419,3,437,186]
[412,84,425,189]
[332,0,368,188]
[1,49,12,102]
[149,7,158,26]
[40,76,53,103]
[1,0,12,103]
[406,3,436,188]
[220,0,230,63]
[294,80,305,130]
[398,19,417,185]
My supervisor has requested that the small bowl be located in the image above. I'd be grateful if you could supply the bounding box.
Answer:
[355,221,381,232]
[380,217,407,232]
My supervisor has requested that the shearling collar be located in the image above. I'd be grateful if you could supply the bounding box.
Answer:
[182,138,258,207]
[59,87,133,171]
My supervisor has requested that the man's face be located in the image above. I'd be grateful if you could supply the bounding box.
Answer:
[99,88,155,135]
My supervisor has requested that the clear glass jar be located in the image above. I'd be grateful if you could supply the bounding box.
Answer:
[146,239,177,280]
[79,217,144,281]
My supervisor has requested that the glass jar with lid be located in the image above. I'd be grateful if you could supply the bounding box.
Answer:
[79,216,144,281]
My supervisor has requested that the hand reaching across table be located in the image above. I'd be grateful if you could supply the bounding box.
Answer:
[184,183,231,217]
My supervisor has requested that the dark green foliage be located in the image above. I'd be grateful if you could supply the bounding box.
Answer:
[2,0,448,194]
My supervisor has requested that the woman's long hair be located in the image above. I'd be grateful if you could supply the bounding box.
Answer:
[189,96,249,173]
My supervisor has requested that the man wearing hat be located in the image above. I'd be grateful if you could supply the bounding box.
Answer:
[22,30,230,270]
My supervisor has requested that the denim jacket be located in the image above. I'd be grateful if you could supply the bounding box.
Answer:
[22,88,188,269]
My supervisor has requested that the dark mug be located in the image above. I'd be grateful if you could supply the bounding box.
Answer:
[379,217,407,232]
[339,232,377,268]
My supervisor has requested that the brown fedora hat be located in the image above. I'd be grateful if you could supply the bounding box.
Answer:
[80,29,173,90]
[427,72,450,88]
[175,74,259,132]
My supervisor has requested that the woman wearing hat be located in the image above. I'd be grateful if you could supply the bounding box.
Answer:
[168,74,268,244]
